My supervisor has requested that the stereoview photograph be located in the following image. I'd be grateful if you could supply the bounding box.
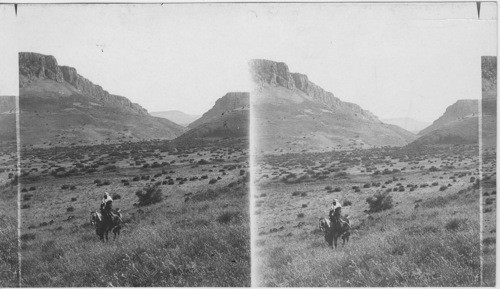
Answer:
[250,2,497,287]
[14,4,251,287]
[0,1,497,288]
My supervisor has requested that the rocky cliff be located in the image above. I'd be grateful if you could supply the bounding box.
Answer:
[19,52,148,115]
[249,59,380,122]
[250,59,416,153]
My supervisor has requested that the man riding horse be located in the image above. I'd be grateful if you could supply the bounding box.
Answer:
[101,192,113,223]
[329,199,350,229]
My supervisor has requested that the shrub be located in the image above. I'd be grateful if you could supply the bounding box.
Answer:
[112,193,121,200]
[297,213,305,218]
[445,218,467,231]
[136,186,163,206]
[334,187,342,192]
[439,185,448,191]
[343,200,352,206]
[216,211,241,224]
[366,191,393,212]
[66,206,74,212]
[29,186,36,191]
[208,178,217,184]
[20,233,36,241]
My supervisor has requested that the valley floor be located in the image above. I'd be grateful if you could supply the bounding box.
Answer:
[16,138,250,286]
[253,145,495,286]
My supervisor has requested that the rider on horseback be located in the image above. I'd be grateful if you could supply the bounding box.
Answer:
[329,199,350,228]
[100,192,113,222]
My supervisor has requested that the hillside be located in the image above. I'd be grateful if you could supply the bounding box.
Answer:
[381,117,430,134]
[250,59,417,153]
[19,52,185,147]
[418,100,478,136]
[176,92,249,142]
[413,56,496,147]
[150,110,200,127]
[0,95,16,149]
[482,56,497,148]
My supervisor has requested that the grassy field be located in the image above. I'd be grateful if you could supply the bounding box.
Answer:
[0,144,19,287]
[18,138,250,286]
[253,144,495,286]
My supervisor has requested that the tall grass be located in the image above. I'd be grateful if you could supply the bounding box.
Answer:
[20,184,250,286]
[256,188,482,287]
[0,215,19,287]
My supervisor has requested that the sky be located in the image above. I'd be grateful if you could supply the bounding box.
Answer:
[7,2,499,121]
[0,5,17,96]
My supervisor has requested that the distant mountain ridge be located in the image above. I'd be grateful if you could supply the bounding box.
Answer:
[381,117,430,134]
[250,59,417,153]
[19,52,184,147]
[150,110,200,127]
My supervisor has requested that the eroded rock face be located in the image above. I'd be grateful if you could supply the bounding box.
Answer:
[250,59,379,122]
[19,52,147,115]
[19,52,64,86]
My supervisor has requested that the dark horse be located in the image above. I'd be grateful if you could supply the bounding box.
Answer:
[319,208,350,248]
[90,209,122,242]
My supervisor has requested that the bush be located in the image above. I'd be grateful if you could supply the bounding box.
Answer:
[366,191,393,213]
[445,218,467,231]
[343,200,352,206]
[216,211,241,224]
[112,193,121,200]
[209,178,217,184]
[66,206,74,212]
[297,213,305,218]
[136,186,163,206]
[439,185,448,191]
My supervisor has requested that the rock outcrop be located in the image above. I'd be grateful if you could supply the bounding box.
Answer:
[250,59,379,122]
[19,52,147,115]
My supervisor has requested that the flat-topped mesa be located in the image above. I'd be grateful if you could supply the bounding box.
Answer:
[250,59,380,122]
[19,52,148,115]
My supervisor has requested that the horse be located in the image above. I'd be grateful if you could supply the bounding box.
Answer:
[90,209,122,242]
[319,208,350,248]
